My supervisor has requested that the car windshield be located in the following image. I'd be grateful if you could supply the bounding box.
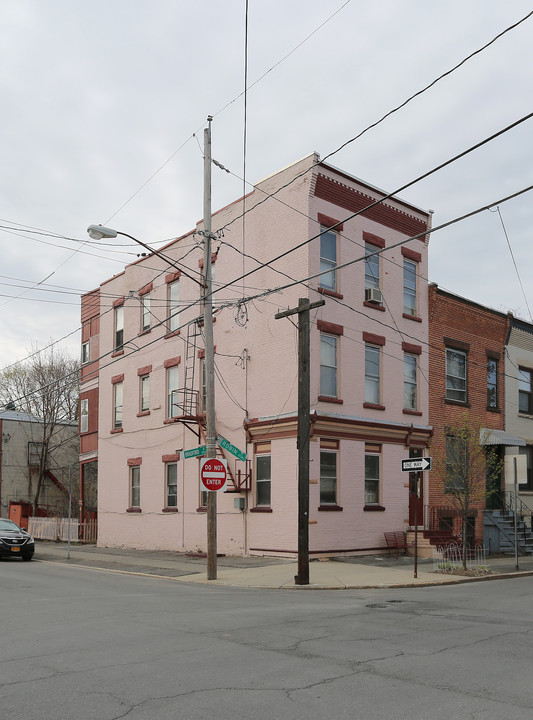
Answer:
[0,519,21,532]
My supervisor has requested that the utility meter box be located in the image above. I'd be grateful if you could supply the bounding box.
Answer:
[234,497,245,511]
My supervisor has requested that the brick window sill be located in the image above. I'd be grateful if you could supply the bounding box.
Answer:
[110,428,124,434]
[164,417,181,424]
[486,406,501,413]
[403,409,422,416]
[126,507,142,513]
[364,301,385,312]
[250,506,273,513]
[363,402,386,411]
[164,330,181,339]
[162,507,179,513]
[111,349,124,357]
[364,505,386,512]
[318,287,344,300]
[137,411,150,417]
[196,506,207,513]
[318,505,343,512]
[403,313,422,323]
[318,396,344,404]
[139,328,151,336]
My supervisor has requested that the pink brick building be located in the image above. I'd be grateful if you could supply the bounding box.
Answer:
[80,154,432,556]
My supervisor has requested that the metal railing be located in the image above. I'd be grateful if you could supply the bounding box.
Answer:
[28,517,97,543]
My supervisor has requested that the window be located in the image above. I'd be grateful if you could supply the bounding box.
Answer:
[140,375,150,413]
[519,367,533,414]
[445,435,466,491]
[403,259,417,316]
[404,354,417,410]
[256,454,271,506]
[81,341,90,364]
[320,450,337,505]
[80,398,89,433]
[141,294,151,332]
[320,229,337,292]
[320,334,338,398]
[365,453,380,504]
[167,366,179,418]
[364,242,380,290]
[365,345,381,404]
[168,282,179,333]
[446,348,467,402]
[130,466,140,508]
[166,463,178,508]
[28,442,44,467]
[113,382,123,429]
[487,357,498,408]
[114,305,124,351]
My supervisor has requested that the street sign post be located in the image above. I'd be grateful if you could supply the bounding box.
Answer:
[216,435,246,462]
[183,446,207,459]
[401,457,431,472]
[200,458,228,493]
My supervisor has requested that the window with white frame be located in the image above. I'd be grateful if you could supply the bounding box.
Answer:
[487,357,498,408]
[403,259,417,316]
[130,466,140,507]
[365,345,381,404]
[256,453,271,507]
[113,382,123,429]
[167,366,179,418]
[320,448,337,505]
[80,397,89,433]
[404,354,417,411]
[446,348,467,402]
[114,305,124,351]
[140,375,150,413]
[141,293,151,332]
[519,367,533,414]
[81,341,90,364]
[166,463,178,508]
[364,242,380,290]
[320,228,337,292]
[364,451,380,505]
[168,282,180,333]
[320,333,338,398]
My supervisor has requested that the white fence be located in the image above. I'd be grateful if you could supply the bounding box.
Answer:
[433,543,487,572]
[28,517,97,543]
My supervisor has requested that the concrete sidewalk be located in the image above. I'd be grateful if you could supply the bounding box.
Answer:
[29,541,533,589]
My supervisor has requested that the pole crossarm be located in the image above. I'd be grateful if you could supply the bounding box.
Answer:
[274,299,325,320]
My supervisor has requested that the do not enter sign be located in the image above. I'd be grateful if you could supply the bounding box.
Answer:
[200,458,228,492]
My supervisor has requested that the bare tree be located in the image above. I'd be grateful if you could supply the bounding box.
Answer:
[432,413,501,569]
[0,344,79,514]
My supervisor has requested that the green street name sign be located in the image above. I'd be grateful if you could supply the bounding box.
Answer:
[217,435,247,462]
[183,445,206,459]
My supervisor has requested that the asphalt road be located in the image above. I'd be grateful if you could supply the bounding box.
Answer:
[1,558,533,719]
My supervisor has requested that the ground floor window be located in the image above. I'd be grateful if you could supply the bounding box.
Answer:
[364,447,380,505]
[320,439,339,505]
[166,463,178,507]
[130,466,140,508]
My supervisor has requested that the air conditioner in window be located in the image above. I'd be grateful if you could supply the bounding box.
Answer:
[365,287,383,304]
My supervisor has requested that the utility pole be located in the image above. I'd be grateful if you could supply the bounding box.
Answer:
[275,297,324,585]
[204,117,218,580]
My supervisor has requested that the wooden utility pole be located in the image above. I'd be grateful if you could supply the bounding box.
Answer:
[275,297,325,585]
[204,117,218,580]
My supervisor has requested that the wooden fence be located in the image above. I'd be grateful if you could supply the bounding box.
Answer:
[28,517,97,543]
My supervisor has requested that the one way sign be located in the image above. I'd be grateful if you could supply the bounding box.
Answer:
[401,457,432,472]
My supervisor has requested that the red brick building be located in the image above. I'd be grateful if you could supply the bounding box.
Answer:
[427,284,510,546]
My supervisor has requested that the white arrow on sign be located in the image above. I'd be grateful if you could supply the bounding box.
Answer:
[401,457,431,472]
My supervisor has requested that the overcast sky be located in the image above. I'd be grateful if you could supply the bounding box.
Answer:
[0,1,532,371]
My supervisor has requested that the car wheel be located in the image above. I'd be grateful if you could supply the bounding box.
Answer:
[22,554,33,562]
